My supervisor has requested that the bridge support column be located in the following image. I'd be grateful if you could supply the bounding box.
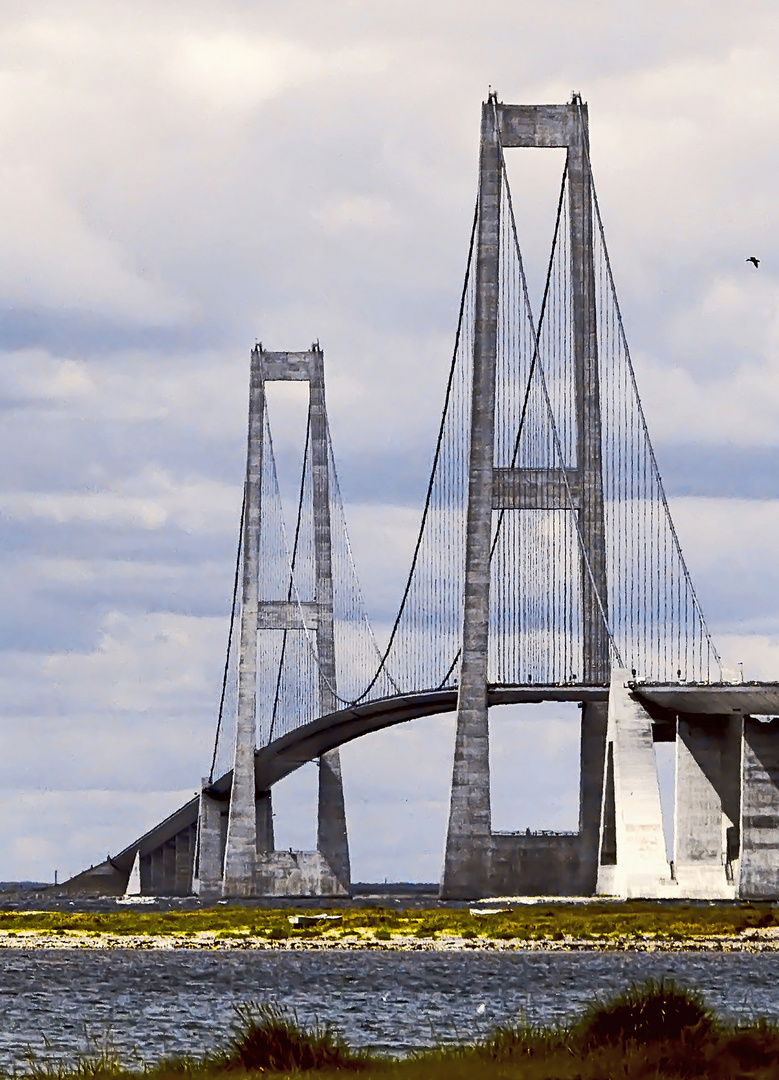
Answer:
[193,786,224,896]
[740,717,779,898]
[150,848,164,895]
[441,98,501,900]
[673,715,740,898]
[140,853,152,895]
[577,701,609,893]
[597,669,676,898]
[174,828,193,896]
[318,749,350,890]
[161,842,176,895]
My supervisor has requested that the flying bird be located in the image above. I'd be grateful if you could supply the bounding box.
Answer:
[747,256,760,267]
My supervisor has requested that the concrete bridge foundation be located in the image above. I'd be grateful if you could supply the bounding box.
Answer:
[192,786,224,897]
[596,670,676,898]
[673,715,740,899]
[741,717,779,898]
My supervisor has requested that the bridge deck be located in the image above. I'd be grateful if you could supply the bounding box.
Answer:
[103,680,779,873]
[631,682,779,716]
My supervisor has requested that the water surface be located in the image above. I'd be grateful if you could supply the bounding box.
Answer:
[3,949,779,1068]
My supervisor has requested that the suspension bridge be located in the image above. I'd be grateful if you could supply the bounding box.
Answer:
[64,95,779,902]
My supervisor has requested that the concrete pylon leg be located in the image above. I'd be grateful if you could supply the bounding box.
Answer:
[309,347,352,896]
[193,786,223,897]
[174,830,192,896]
[597,668,675,898]
[440,99,500,902]
[223,779,257,896]
[222,349,263,897]
[317,749,350,890]
[441,689,492,899]
[674,715,739,898]
[577,701,609,893]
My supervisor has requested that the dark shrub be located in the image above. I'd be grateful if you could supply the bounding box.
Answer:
[578,981,713,1047]
[721,1026,779,1069]
[221,1002,363,1073]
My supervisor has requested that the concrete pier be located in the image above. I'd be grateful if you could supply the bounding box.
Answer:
[174,830,191,895]
[597,669,675,898]
[577,701,609,892]
[741,716,779,898]
[673,715,740,898]
[193,786,224,896]
[255,851,348,897]
[318,749,351,891]
[256,790,274,854]
[491,832,582,895]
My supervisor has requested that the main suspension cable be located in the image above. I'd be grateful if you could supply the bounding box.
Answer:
[209,484,246,783]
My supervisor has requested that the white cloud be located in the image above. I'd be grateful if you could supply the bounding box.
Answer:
[716,633,779,683]
[636,355,779,447]
[170,35,387,117]
[41,610,224,716]
[0,468,239,532]
[313,195,401,234]
[0,788,197,882]
[0,164,191,319]
[670,496,779,579]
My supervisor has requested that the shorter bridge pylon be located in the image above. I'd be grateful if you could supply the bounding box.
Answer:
[194,343,351,899]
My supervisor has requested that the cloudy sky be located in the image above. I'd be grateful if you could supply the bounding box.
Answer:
[1,0,779,884]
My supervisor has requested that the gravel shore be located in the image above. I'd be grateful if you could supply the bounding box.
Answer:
[3,929,779,951]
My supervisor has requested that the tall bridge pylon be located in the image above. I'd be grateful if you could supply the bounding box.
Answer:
[440,94,720,897]
[443,96,610,897]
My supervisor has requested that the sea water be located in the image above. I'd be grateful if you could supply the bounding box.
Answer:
[3,948,779,1068]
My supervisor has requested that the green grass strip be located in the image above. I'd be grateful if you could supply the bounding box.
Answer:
[2,901,779,942]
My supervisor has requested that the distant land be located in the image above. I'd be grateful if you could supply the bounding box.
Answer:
[0,881,51,893]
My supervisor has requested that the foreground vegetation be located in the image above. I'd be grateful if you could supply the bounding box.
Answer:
[18,983,779,1079]
[3,901,779,944]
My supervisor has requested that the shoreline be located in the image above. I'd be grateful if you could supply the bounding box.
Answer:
[4,929,779,951]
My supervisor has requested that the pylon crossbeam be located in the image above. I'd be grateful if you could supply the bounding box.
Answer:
[492,467,581,510]
[257,600,320,631]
